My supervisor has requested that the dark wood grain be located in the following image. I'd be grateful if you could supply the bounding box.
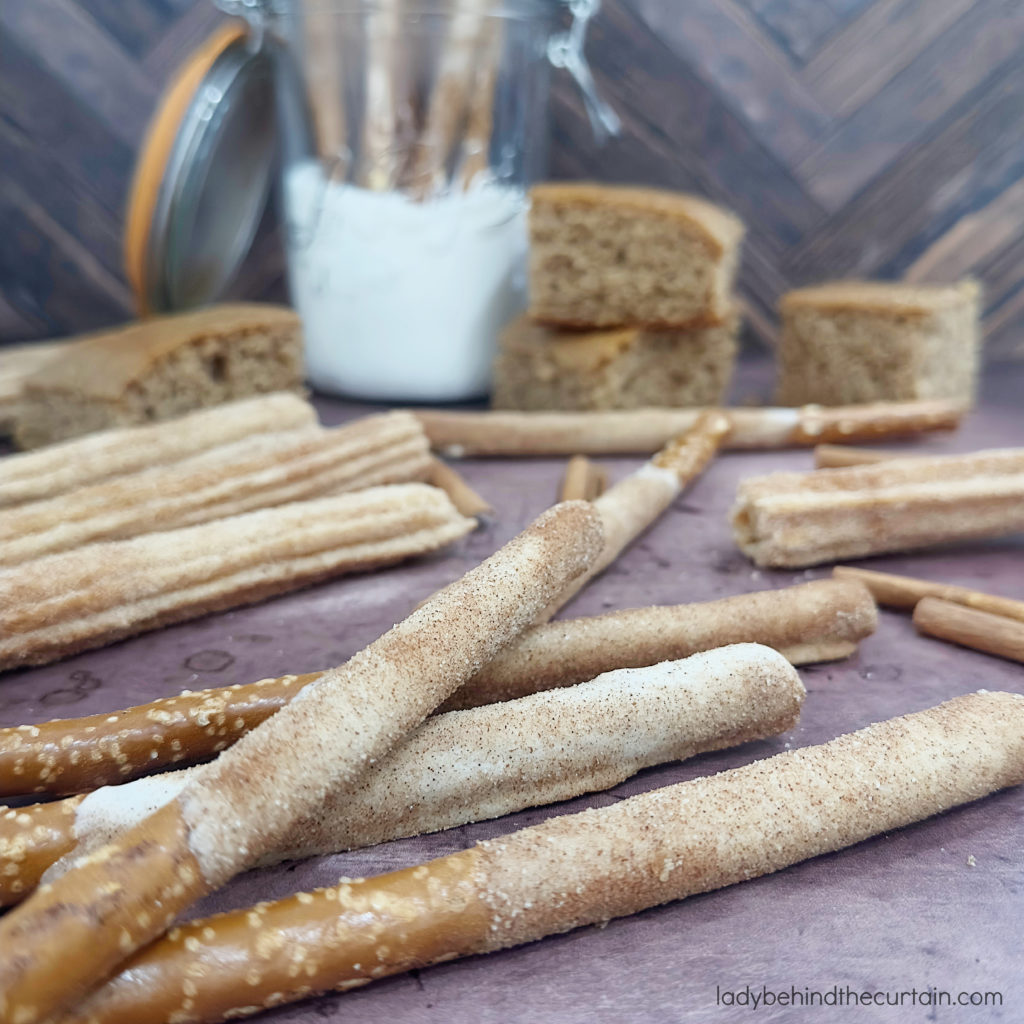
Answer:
[0,0,1022,358]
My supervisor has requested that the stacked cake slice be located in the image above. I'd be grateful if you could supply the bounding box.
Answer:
[492,183,745,410]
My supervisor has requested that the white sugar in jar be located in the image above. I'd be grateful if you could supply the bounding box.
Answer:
[285,163,528,401]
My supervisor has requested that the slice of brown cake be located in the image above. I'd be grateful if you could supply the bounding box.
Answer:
[776,280,980,407]
[491,313,739,411]
[528,183,744,330]
[14,304,304,448]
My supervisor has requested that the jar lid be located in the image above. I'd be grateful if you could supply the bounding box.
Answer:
[124,23,278,314]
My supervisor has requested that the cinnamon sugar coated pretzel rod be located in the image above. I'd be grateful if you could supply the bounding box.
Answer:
[0,502,603,1023]
[833,566,1024,623]
[542,411,730,619]
[0,578,873,798]
[413,398,965,456]
[0,484,475,671]
[733,447,1024,568]
[0,411,432,565]
[0,392,316,508]
[53,691,1024,1024]
[3,645,805,908]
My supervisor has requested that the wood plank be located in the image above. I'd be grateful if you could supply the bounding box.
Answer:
[143,1,225,79]
[743,0,846,63]
[0,120,124,278]
[0,0,157,148]
[905,178,1024,285]
[76,0,178,57]
[805,0,977,117]
[628,0,832,166]
[797,0,1024,210]
[0,33,133,216]
[787,55,1024,282]
[0,181,132,340]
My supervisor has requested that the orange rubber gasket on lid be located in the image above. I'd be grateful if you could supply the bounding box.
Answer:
[124,22,247,315]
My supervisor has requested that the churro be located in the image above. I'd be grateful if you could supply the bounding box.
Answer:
[0,484,475,671]
[733,447,1024,567]
[0,392,316,508]
[0,412,432,565]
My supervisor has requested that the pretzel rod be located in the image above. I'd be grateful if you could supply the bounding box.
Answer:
[0,392,316,508]
[814,443,907,468]
[0,412,432,565]
[0,484,475,671]
[543,411,730,619]
[426,457,493,517]
[4,645,805,909]
[0,502,603,1022]
[0,577,872,799]
[407,0,494,197]
[304,0,347,161]
[833,566,1024,623]
[733,447,1024,568]
[914,598,1024,664]
[441,577,875,710]
[559,455,608,502]
[413,399,965,457]
[456,15,502,189]
[359,0,404,190]
[54,690,1024,1024]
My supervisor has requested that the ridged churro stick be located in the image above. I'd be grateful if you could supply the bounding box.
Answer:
[543,411,730,619]
[0,578,873,798]
[0,392,316,508]
[733,447,1024,568]
[833,566,1024,623]
[914,598,1024,664]
[0,484,475,671]
[0,502,603,1024]
[414,399,965,457]
[3,645,805,908]
[559,455,608,502]
[814,443,906,468]
[0,412,432,565]
[54,690,1024,1024]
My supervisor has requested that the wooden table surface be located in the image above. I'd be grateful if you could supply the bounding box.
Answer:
[2,358,1022,1022]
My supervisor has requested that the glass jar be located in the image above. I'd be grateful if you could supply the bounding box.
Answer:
[271,0,615,401]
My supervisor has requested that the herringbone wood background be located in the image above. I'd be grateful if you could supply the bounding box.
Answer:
[2,0,1024,355]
